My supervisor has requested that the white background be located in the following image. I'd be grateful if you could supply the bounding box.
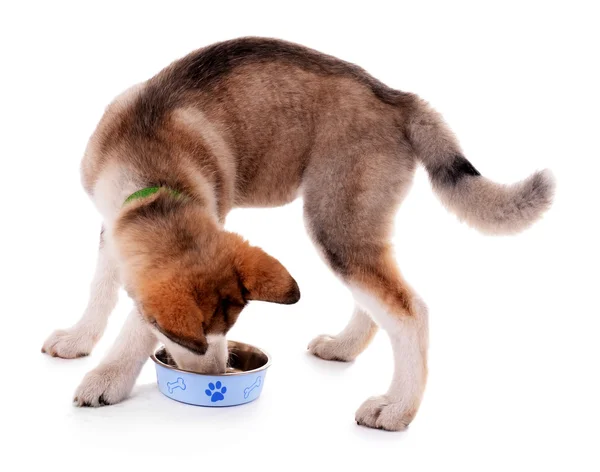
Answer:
[1,1,598,470]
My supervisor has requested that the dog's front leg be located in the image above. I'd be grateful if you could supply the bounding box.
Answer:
[74,309,157,407]
[42,227,120,358]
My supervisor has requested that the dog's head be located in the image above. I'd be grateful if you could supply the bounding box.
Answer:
[114,193,299,373]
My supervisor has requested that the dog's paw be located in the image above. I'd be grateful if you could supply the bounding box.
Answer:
[307,334,356,362]
[42,328,96,359]
[355,395,416,431]
[74,365,135,407]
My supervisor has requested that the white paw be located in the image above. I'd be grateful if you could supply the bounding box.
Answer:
[74,365,135,407]
[42,328,96,359]
[355,395,416,431]
[307,334,358,362]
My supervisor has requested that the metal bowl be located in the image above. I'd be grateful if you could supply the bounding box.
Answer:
[151,340,271,407]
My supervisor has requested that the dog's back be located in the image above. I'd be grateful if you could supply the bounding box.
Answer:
[83,37,553,233]
[82,38,411,210]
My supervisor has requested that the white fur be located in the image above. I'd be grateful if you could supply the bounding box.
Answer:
[153,332,228,374]
[42,239,120,358]
[74,309,157,406]
[93,164,144,229]
[308,305,378,361]
[350,285,429,431]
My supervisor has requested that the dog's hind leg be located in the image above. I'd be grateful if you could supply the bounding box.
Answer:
[306,212,428,430]
[308,305,378,362]
[304,143,426,430]
[42,226,120,358]
[348,259,429,431]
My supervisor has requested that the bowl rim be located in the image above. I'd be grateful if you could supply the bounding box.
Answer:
[150,340,272,377]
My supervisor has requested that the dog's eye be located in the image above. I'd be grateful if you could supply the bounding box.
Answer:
[211,298,230,318]
[212,303,221,318]
[220,299,230,324]
[218,297,245,325]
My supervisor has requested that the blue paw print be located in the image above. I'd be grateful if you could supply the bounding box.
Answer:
[205,381,227,402]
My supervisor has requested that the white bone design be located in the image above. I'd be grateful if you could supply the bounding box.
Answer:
[167,377,186,394]
[243,376,262,399]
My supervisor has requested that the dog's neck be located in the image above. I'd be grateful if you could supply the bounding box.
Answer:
[92,164,220,231]
[123,186,181,205]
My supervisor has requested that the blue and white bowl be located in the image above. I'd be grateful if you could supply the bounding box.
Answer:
[151,341,271,407]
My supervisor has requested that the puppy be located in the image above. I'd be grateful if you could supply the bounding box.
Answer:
[42,37,554,430]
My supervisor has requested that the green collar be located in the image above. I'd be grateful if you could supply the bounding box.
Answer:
[123,186,181,206]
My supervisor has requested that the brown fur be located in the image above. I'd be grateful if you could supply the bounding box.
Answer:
[114,191,299,352]
[78,37,554,428]
[85,37,423,342]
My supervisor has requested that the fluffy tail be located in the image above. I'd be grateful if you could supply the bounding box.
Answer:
[405,97,555,234]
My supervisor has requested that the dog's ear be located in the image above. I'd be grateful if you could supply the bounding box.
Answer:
[233,242,300,305]
[139,280,208,355]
